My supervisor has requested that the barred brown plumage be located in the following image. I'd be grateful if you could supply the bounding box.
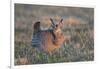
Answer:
[32,18,67,54]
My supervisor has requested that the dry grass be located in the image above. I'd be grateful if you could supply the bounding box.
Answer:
[14,4,94,65]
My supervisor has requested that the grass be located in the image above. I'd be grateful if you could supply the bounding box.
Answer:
[14,4,94,65]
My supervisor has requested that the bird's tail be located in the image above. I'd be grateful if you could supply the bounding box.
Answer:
[33,21,41,35]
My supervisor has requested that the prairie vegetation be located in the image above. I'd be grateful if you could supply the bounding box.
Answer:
[14,4,94,65]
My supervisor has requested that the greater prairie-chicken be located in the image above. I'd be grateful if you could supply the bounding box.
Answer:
[32,18,67,54]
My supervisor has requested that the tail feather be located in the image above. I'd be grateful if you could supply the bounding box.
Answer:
[33,21,41,35]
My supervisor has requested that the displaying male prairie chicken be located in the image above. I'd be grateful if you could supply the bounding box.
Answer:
[32,18,68,54]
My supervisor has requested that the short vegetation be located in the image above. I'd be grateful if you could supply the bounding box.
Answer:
[14,4,94,65]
